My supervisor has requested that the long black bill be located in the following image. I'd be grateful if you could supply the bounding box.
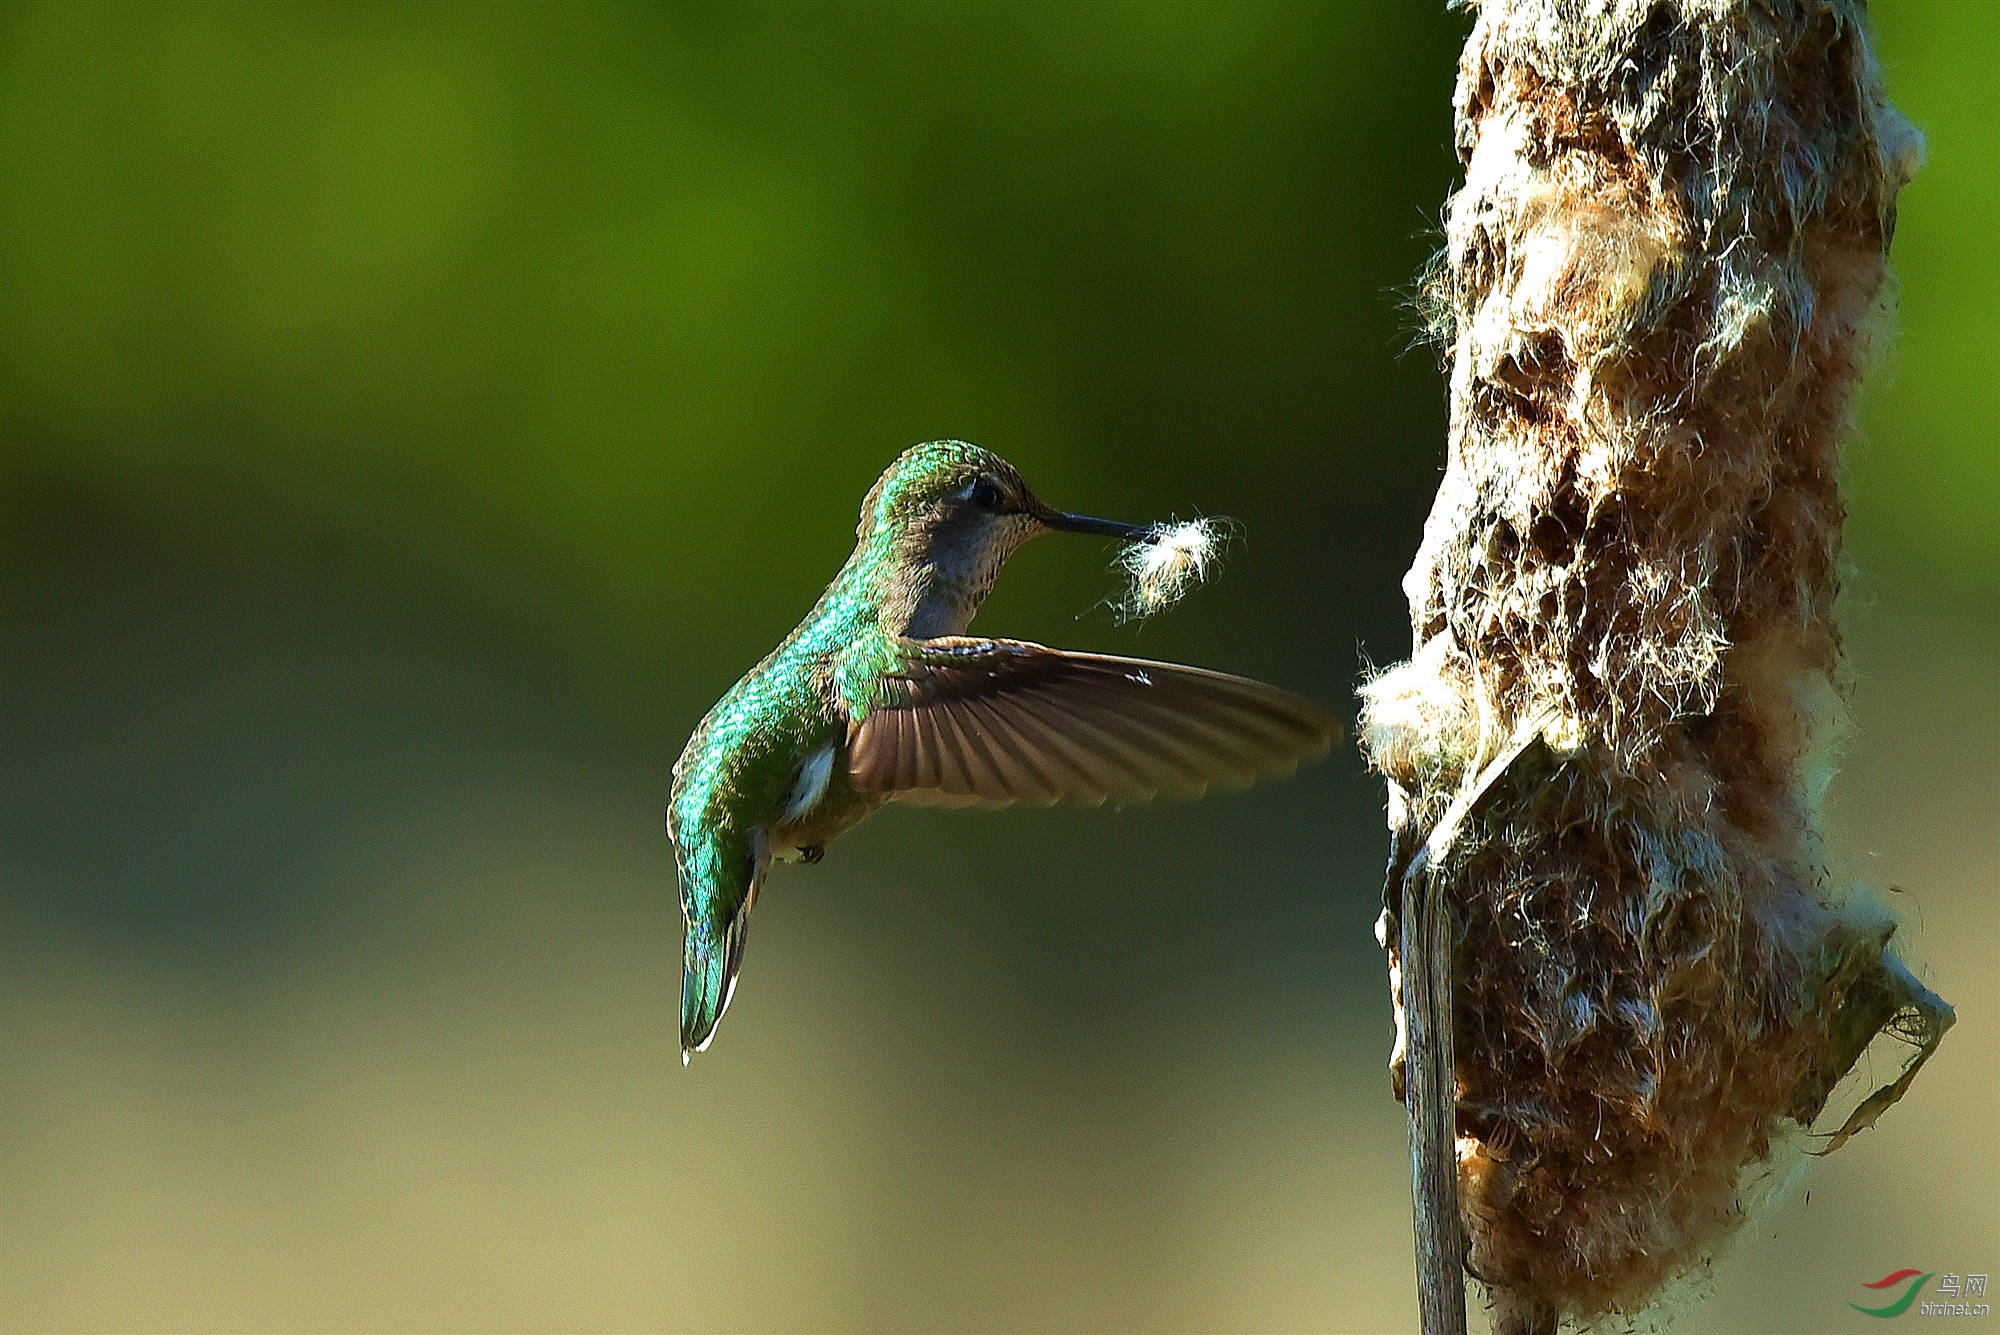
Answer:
[1039,508,1152,541]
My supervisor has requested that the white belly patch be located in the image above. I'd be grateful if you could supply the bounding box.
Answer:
[780,743,835,826]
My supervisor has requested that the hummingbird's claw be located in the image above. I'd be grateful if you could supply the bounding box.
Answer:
[799,845,824,864]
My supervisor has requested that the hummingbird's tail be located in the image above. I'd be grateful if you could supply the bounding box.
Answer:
[679,829,767,1063]
[681,907,749,1062]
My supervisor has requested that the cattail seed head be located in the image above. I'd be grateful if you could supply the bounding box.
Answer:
[1359,1,1951,1325]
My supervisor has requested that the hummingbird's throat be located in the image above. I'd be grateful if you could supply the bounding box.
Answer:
[898,512,1039,639]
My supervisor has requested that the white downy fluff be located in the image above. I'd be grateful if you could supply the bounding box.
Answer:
[1113,517,1227,622]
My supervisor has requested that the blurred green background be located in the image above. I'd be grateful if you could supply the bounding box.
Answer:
[1,3,1991,1331]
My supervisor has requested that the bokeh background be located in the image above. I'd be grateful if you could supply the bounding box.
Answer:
[1,3,1992,1331]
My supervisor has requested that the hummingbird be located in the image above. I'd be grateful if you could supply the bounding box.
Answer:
[668,440,1340,1060]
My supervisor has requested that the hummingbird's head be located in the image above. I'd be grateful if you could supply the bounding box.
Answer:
[857,440,1150,633]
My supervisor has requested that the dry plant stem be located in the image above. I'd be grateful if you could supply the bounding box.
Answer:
[1360,0,1950,1329]
[1396,710,1556,1335]
[1399,840,1467,1335]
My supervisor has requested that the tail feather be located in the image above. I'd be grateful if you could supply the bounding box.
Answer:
[679,829,767,1063]
[681,911,748,1062]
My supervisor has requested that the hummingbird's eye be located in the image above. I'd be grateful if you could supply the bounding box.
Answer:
[968,478,1007,512]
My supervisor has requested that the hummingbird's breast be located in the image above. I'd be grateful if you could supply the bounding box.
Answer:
[904,579,980,640]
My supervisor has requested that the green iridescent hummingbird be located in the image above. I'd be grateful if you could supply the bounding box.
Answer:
[668,440,1340,1060]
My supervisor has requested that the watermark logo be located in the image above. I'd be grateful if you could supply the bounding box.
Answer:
[1852,1271,1933,1318]
[1851,1270,1989,1319]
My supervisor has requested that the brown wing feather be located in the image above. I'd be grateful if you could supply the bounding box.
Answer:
[847,637,1341,807]
[961,693,1062,805]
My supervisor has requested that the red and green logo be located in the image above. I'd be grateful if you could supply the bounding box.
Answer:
[1850,1269,1933,1318]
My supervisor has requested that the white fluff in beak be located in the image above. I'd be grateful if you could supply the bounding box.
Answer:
[1113,517,1227,622]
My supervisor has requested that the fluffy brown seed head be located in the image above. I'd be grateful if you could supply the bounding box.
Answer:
[1361,1,1949,1325]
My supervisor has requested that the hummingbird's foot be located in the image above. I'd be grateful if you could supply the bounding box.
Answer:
[799,844,824,864]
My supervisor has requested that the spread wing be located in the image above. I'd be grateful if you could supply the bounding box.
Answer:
[846,637,1340,808]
